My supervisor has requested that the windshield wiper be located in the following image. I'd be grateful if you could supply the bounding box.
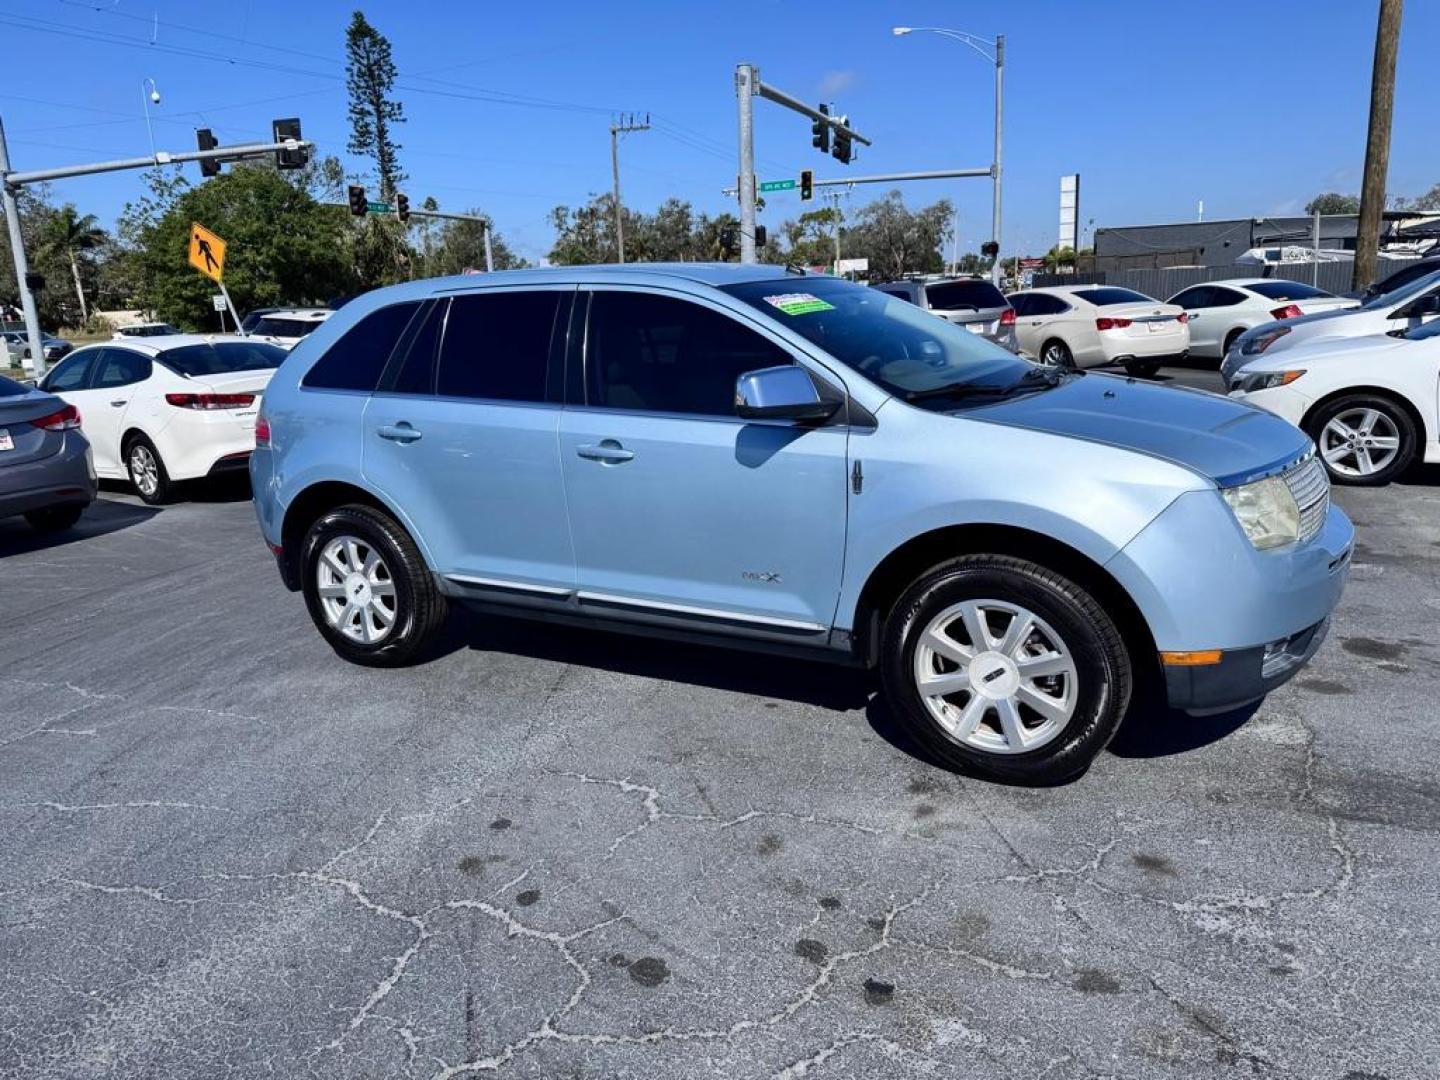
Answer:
[904,366,1065,403]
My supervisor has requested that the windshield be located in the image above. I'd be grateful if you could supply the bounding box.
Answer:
[1362,268,1440,311]
[721,276,1032,400]
[1247,280,1332,301]
[254,316,323,338]
[122,324,177,337]
[157,341,286,377]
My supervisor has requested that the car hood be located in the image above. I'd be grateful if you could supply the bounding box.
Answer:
[968,373,1310,486]
[1233,331,1409,373]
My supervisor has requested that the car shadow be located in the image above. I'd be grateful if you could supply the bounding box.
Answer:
[0,496,159,557]
[1106,698,1261,758]
[1399,463,1440,488]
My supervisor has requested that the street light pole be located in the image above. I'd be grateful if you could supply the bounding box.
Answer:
[893,26,1004,285]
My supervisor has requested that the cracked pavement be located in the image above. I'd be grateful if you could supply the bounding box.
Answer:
[2,365,1438,1079]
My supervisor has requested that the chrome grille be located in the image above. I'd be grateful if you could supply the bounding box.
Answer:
[1283,455,1329,543]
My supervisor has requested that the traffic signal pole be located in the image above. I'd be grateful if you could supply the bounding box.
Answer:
[0,120,313,377]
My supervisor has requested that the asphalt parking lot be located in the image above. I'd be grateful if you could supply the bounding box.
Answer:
[3,361,1437,1080]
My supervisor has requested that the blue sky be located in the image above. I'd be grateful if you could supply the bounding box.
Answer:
[0,0,1434,264]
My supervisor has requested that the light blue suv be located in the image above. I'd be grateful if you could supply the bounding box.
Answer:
[251,265,1352,784]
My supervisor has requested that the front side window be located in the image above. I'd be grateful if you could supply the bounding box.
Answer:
[93,349,152,389]
[304,302,420,392]
[586,291,791,416]
[42,350,96,392]
[435,291,561,402]
[722,276,1030,402]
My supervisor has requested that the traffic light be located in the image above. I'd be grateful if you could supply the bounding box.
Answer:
[831,117,853,165]
[800,169,814,202]
[811,103,830,154]
[196,128,220,178]
[272,117,308,170]
[396,192,410,223]
[755,224,767,249]
[347,185,367,217]
[981,240,1000,258]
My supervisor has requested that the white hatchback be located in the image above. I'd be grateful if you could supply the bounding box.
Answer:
[1167,279,1353,361]
[1006,285,1189,377]
[37,335,286,503]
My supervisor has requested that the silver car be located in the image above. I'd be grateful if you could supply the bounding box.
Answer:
[871,277,1019,351]
[0,373,96,532]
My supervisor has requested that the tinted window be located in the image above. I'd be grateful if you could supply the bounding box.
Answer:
[874,284,916,304]
[1006,294,1031,316]
[1169,286,1211,308]
[1245,280,1331,301]
[587,291,791,416]
[161,341,286,378]
[435,291,560,402]
[1072,287,1154,307]
[722,277,1029,401]
[93,349,152,389]
[1363,268,1440,310]
[43,351,96,392]
[386,301,445,396]
[119,324,178,337]
[1209,287,1246,306]
[1030,294,1070,315]
[925,280,1007,311]
[254,316,324,338]
[304,302,420,392]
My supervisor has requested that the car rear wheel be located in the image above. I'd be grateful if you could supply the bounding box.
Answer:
[1307,394,1416,486]
[1038,339,1074,369]
[301,504,447,667]
[1222,328,1244,359]
[879,555,1132,785]
[24,504,84,532]
[125,435,173,505]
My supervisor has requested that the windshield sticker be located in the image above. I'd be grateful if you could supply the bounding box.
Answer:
[763,292,835,316]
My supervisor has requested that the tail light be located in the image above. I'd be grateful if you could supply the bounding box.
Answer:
[1270,304,1304,320]
[1095,317,1132,331]
[1176,312,1190,324]
[255,414,271,447]
[165,392,256,410]
[999,307,1017,327]
[32,403,82,430]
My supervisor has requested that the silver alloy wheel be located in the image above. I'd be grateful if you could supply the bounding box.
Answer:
[1040,342,1069,367]
[128,443,159,497]
[316,535,398,645]
[1320,407,1401,477]
[912,598,1079,755]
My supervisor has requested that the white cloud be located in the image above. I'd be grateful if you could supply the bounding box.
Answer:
[818,70,856,97]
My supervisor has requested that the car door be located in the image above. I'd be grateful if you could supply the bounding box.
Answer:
[39,348,102,455]
[85,348,153,474]
[558,287,849,639]
[362,287,577,594]
[1008,294,1040,355]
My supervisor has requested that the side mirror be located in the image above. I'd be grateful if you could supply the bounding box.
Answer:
[735,365,838,423]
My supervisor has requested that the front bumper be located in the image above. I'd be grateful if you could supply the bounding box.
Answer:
[1164,616,1332,714]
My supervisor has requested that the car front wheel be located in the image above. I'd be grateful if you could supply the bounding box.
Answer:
[880,555,1132,785]
[301,504,447,667]
[1307,394,1416,486]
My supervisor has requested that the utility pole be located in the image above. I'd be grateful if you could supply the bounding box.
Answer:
[609,114,649,264]
[991,34,1004,287]
[1353,0,1404,293]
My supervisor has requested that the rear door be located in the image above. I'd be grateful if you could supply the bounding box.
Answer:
[558,287,848,638]
[86,348,153,474]
[362,287,577,594]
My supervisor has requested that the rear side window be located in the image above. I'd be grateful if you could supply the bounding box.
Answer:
[1073,287,1154,306]
[874,284,916,304]
[435,291,561,402]
[925,280,1007,311]
[93,349,152,388]
[304,302,421,392]
[1245,280,1331,302]
[43,351,96,392]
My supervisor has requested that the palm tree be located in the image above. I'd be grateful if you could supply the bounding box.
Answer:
[43,205,106,324]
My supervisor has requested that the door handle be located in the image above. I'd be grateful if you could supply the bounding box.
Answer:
[377,423,422,443]
[577,440,634,464]
[109,399,127,407]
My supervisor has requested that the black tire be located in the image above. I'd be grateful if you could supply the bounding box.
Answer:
[1305,393,1417,487]
[1039,339,1074,369]
[300,503,447,667]
[1124,358,1161,379]
[1221,328,1243,359]
[24,504,84,532]
[879,555,1132,786]
[124,434,173,505]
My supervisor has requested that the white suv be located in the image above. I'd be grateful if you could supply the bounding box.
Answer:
[249,308,332,350]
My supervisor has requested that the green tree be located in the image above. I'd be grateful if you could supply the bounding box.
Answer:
[427,211,527,275]
[773,207,842,269]
[1305,192,1361,215]
[345,11,405,200]
[40,204,106,323]
[830,191,952,281]
[129,162,357,329]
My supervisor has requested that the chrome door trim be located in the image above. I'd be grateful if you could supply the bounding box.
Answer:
[445,574,575,598]
[575,590,828,634]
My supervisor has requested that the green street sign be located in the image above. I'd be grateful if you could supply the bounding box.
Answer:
[366,201,392,214]
[759,179,796,193]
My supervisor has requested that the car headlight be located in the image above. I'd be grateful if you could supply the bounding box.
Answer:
[1240,326,1290,355]
[1221,475,1300,550]
[1232,369,1305,393]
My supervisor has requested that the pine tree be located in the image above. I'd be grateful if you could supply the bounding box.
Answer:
[345,11,405,200]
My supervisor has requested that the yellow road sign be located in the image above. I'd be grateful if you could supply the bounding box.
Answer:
[188,222,226,282]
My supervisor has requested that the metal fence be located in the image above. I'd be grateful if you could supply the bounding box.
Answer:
[1030,257,1415,300]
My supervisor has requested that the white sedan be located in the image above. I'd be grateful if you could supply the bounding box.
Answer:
[1167,279,1353,360]
[37,335,286,503]
[1227,319,1440,485]
[1005,285,1189,377]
